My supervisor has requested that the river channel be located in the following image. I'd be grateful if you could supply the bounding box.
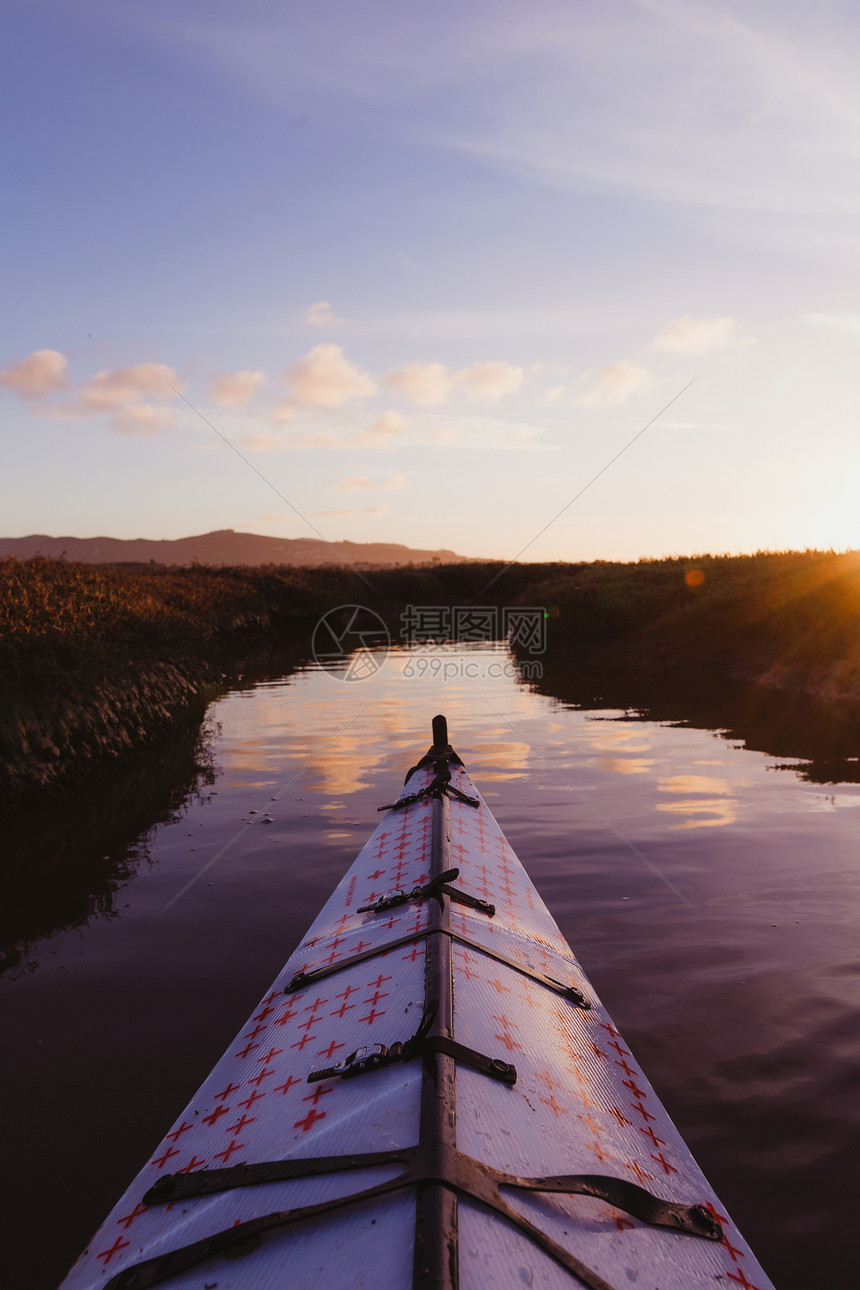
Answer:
[3,642,860,1288]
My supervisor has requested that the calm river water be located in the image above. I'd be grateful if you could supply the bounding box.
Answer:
[3,643,860,1288]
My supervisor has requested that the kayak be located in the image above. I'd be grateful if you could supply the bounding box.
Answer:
[60,715,775,1290]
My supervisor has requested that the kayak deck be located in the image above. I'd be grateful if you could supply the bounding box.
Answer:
[61,720,774,1289]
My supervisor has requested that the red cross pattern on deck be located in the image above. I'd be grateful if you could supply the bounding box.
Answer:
[607,1105,632,1128]
[150,1145,180,1170]
[534,1069,562,1093]
[304,996,329,1016]
[539,1092,569,1118]
[450,839,470,867]
[622,1076,648,1100]
[317,1039,345,1060]
[293,1103,327,1133]
[226,1114,256,1136]
[201,1104,230,1127]
[584,1139,615,1165]
[370,829,391,859]
[649,1150,678,1176]
[213,1080,241,1102]
[454,949,481,981]
[515,983,539,1010]
[294,1084,332,1132]
[626,1159,654,1185]
[390,830,415,866]
[275,1002,300,1028]
[212,1137,245,1165]
[246,1065,274,1088]
[238,1087,266,1110]
[116,1202,147,1230]
[577,1110,606,1137]
[721,1233,748,1264]
[274,1074,301,1096]
[491,1014,522,1052]
[727,1270,761,1289]
[290,1030,318,1051]
[600,1206,635,1234]
[234,1039,260,1060]
[96,1235,130,1266]
[330,985,360,1017]
[470,866,493,900]
[165,1120,194,1143]
[366,973,392,992]
[176,1155,206,1175]
[639,1124,665,1148]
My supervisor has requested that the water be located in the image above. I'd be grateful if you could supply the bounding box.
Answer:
[3,643,859,1288]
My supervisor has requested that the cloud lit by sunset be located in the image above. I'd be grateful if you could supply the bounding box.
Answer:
[1,1,858,558]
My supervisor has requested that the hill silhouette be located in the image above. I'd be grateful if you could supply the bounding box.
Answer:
[0,529,471,567]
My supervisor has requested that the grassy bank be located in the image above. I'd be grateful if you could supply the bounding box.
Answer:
[519,548,860,702]
[3,549,860,808]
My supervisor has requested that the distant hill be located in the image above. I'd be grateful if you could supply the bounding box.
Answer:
[0,529,473,568]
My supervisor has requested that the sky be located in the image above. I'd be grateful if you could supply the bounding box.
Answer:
[2,0,860,563]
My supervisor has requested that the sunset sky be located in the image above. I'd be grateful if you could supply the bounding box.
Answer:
[3,0,860,562]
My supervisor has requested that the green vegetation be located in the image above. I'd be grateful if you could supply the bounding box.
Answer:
[2,548,859,809]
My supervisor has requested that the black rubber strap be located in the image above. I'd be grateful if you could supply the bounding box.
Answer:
[127,1150,721,1290]
[286,927,590,1008]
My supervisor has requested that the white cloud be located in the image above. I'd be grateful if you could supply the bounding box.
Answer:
[0,349,67,398]
[453,360,523,403]
[578,361,653,408]
[383,361,451,405]
[354,409,407,447]
[240,428,343,451]
[78,362,184,410]
[419,415,544,450]
[651,315,750,355]
[271,400,297,423]
[305,300,348,328]
[334,472,408,493]
[212,369,266,406]
[111,403,174,435]
[285,344,377,407]
[46,361,183,434]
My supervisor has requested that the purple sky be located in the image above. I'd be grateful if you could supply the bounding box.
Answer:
[3,0,860,560]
